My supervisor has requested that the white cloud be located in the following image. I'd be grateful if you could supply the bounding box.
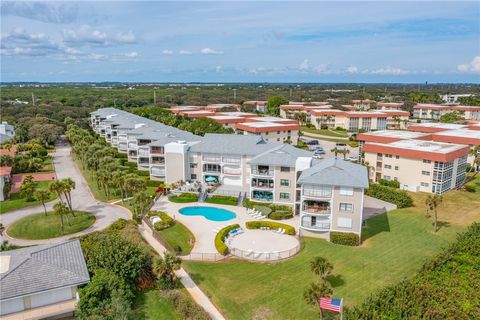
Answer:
[347,66,359,74]
[371,66,408,75]
[124,51,138,59]
[162,49,173,55]
[87,53,107,60]
[215,65,222,73]
[179,50,192,55]
[200,47,223,55]
[62,25,137,46]
[0,28,61,56]
[299,59,309,71]
[1,2,78,24]
[457,56,480,74]
[314,64,330,74]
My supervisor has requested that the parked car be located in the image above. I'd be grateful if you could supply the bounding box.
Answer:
[307,140,319,145]
[314,147,325,154]
[335,142,347,147]
[347,156,359,162]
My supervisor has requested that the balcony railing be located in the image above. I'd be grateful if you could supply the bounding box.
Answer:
[203,156,221,162]
[151,160,165,165]
[301,221,331,230]
[302,190,332,198]
[251,181,274,189]
[127,143,138,149]
[203,168,221,173]
[222,157,241,164]
[138,150,150,157]
[151,168,165,176]
[302,206,331,215]
[251,169,273,176]
[223,168,241,175]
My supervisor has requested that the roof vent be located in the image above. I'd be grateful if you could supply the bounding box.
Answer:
[177,140,186,144]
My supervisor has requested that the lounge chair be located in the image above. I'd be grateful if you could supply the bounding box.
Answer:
[280,228,285,234]
[276,228,282,233]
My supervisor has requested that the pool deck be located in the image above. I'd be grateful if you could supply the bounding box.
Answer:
[151,196,299,255]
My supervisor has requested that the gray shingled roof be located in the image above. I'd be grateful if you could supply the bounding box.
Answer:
[189,133,279,155]
[0,240,90,300]
[298,158,369,188]
[248,144,313,167]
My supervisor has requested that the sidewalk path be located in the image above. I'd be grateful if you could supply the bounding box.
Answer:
[139,223,225,320]
[1,138,130,246]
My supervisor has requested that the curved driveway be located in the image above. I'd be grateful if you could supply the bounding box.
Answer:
[1,138,130,246]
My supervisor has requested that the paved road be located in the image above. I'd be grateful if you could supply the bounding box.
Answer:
[300,137,360,160]
[1,138,130,246]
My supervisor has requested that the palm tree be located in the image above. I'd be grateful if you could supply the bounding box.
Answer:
[310,256,333,282]
[330,147,339,158]
[153,252,182,289]
[124,175,146,197]
[34,189,51,216]
[303,281,333,320]
[111,170,125,199]
[425,194,443,232]
[132,191,151,216]
[364,161,372,181]
[62,178,76,214]
[0,223,5,237]
[325,115,333,129]
[53,202,70,235]
[338,148,350,160]
[49,180,65,203]
[20,175,36,201]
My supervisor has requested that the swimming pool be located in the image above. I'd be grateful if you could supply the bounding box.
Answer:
[179,206,237,222]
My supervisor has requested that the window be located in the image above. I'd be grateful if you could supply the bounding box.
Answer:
[339,203,353,212]
[394,166,399,170]
[277,131,280,134]
[421,182,429,187]
[384,175,391,180]
[339,187,353,196]
[277,138,280,141]
[422,170,431,176]
[191,174,197,180]
[280,192,290,200]
[394,177,398,181]
[337,218,352,228]
[280,167,290,172]
[384,164,392,169]
[190,163,197,168]
[280,179,289,186]
[395,156,400,159]
[423,159,431,164]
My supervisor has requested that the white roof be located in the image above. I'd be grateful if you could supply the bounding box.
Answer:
[387,139,466,154]
[218,112,256,117]
[413,123,466,129]
[250,116,292,123]
[362,130,429,139]
[434,129,480,139]
[208,115,244,120]
[241,122,289,128]
[183,110,215,115]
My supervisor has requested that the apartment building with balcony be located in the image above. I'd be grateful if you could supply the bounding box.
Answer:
[377,102,404,111]
[92,108,369,237]
[364,139,469,193]
[413,104,480,120]
[242,101,267,113]
[235,118,300,144]
[310,110,390,132]
[351,99,376,110]
[297,159,368,237]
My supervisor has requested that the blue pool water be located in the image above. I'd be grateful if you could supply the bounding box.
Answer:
[179,206,236,222]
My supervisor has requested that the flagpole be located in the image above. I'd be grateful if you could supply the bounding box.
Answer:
[340,298,343,320]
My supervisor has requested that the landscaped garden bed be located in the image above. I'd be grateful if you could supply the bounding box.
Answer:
[205,195,238,206]
[169,193,199,203]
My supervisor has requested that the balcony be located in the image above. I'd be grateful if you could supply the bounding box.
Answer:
[302,187,332,199]
[251,166,273,177]
[151,158,165,165]
[151,168,165,176]
[203,164,221,173]
[138,149,150,157]
[251,190,273,202]
[128,151,138,158]
[127,142,138,150]
[301,216,330,231]
[222,156,241,164]
[251,178,274,189]
[203,155,221,163]
[151,147,164,155]
[223,167,241,176]
[302,200,331,215]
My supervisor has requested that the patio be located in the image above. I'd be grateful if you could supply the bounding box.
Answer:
[151,196,299,260]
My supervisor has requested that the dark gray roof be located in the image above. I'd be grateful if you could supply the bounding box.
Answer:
[298,158,369,188]
[0,240,90,300]
[249,144,313,167]
[189,133,279,155]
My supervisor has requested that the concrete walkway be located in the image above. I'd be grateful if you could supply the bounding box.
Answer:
[139,223,225,320]
[1,139,130,246]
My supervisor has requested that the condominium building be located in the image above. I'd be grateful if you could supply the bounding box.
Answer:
[413,104,480,120]
[0,121,15,143]
[298,159,368,237]
[242,100,267,113]
[377,102,404,111]
[310,110,392,131]
[351,99,376,110]
[91,108,369,237]
[235,120,299,144]
[364,139,469,193]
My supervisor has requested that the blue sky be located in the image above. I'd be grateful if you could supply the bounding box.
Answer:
[1,1,479,83]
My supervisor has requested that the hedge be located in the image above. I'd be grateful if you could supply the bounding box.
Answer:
[205,195,238,206]
[346,223,480,319]
[365,184,413,208]
[125,162,137,169]
[254,205,272,216]
[135,169,150,177]
[214,224,240,255]
[147,211,174,231]
[169,193,198,203]
[145,179,162,188]
[245,221,296,235]
[378,179,400,188]
[115,153,128,159]
[268,204,293,220]
[330,232,360,246]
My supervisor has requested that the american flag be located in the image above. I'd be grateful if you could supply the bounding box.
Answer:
[319,297,342,313]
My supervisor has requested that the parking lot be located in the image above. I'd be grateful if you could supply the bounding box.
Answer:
[300,137,360,161]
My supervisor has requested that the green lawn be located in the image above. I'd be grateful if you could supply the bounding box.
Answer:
[8,210,95,239]
[302,133,359,147]
[159,221,195,255]
[132,289,182,320]
[300,126,349,137]
[184,209,464,320]
[39,156,54,173]
[0,181,58,214]
[205,195,238,206]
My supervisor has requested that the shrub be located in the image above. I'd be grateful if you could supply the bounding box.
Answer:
[378,179,400,188]
[150,211,174,231]
[135,170,150,177]
[254,205,272,216]
[163,290,211,320]
[169,193,198,203]
[108,218,128,231]
[116,153,128,159]
[145,179,162,187]
[125,162,137,169]
[214,224,240,255]
[205,195,238,206]
[346,223,480,319]
[365,184,413,208]
[246,221,296,235]
[268,204,293,220]
[330,232,359,246]
[464,185,476,193]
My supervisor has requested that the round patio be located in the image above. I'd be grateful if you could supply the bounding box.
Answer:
[228,229,300,262]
